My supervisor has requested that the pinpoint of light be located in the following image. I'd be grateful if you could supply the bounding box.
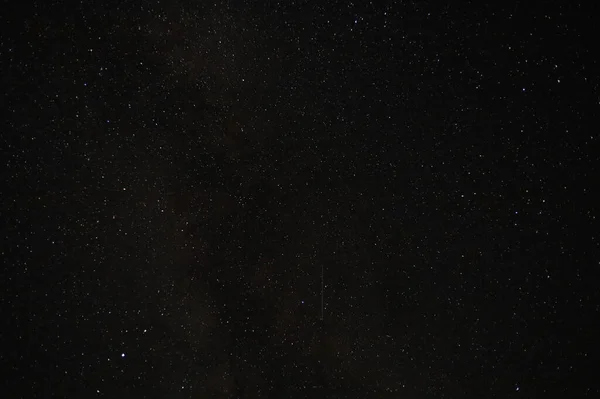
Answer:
[121,353,125,358]
[516,386,520,391]
[301,300,304,304]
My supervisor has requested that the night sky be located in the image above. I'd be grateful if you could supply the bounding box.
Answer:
[2,1,599,398]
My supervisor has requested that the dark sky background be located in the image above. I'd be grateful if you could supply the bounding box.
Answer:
[2,1,599,398]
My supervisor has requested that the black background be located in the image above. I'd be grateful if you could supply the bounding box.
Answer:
[2,1,599,397]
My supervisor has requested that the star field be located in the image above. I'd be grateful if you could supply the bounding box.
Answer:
[2,1,599,398]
